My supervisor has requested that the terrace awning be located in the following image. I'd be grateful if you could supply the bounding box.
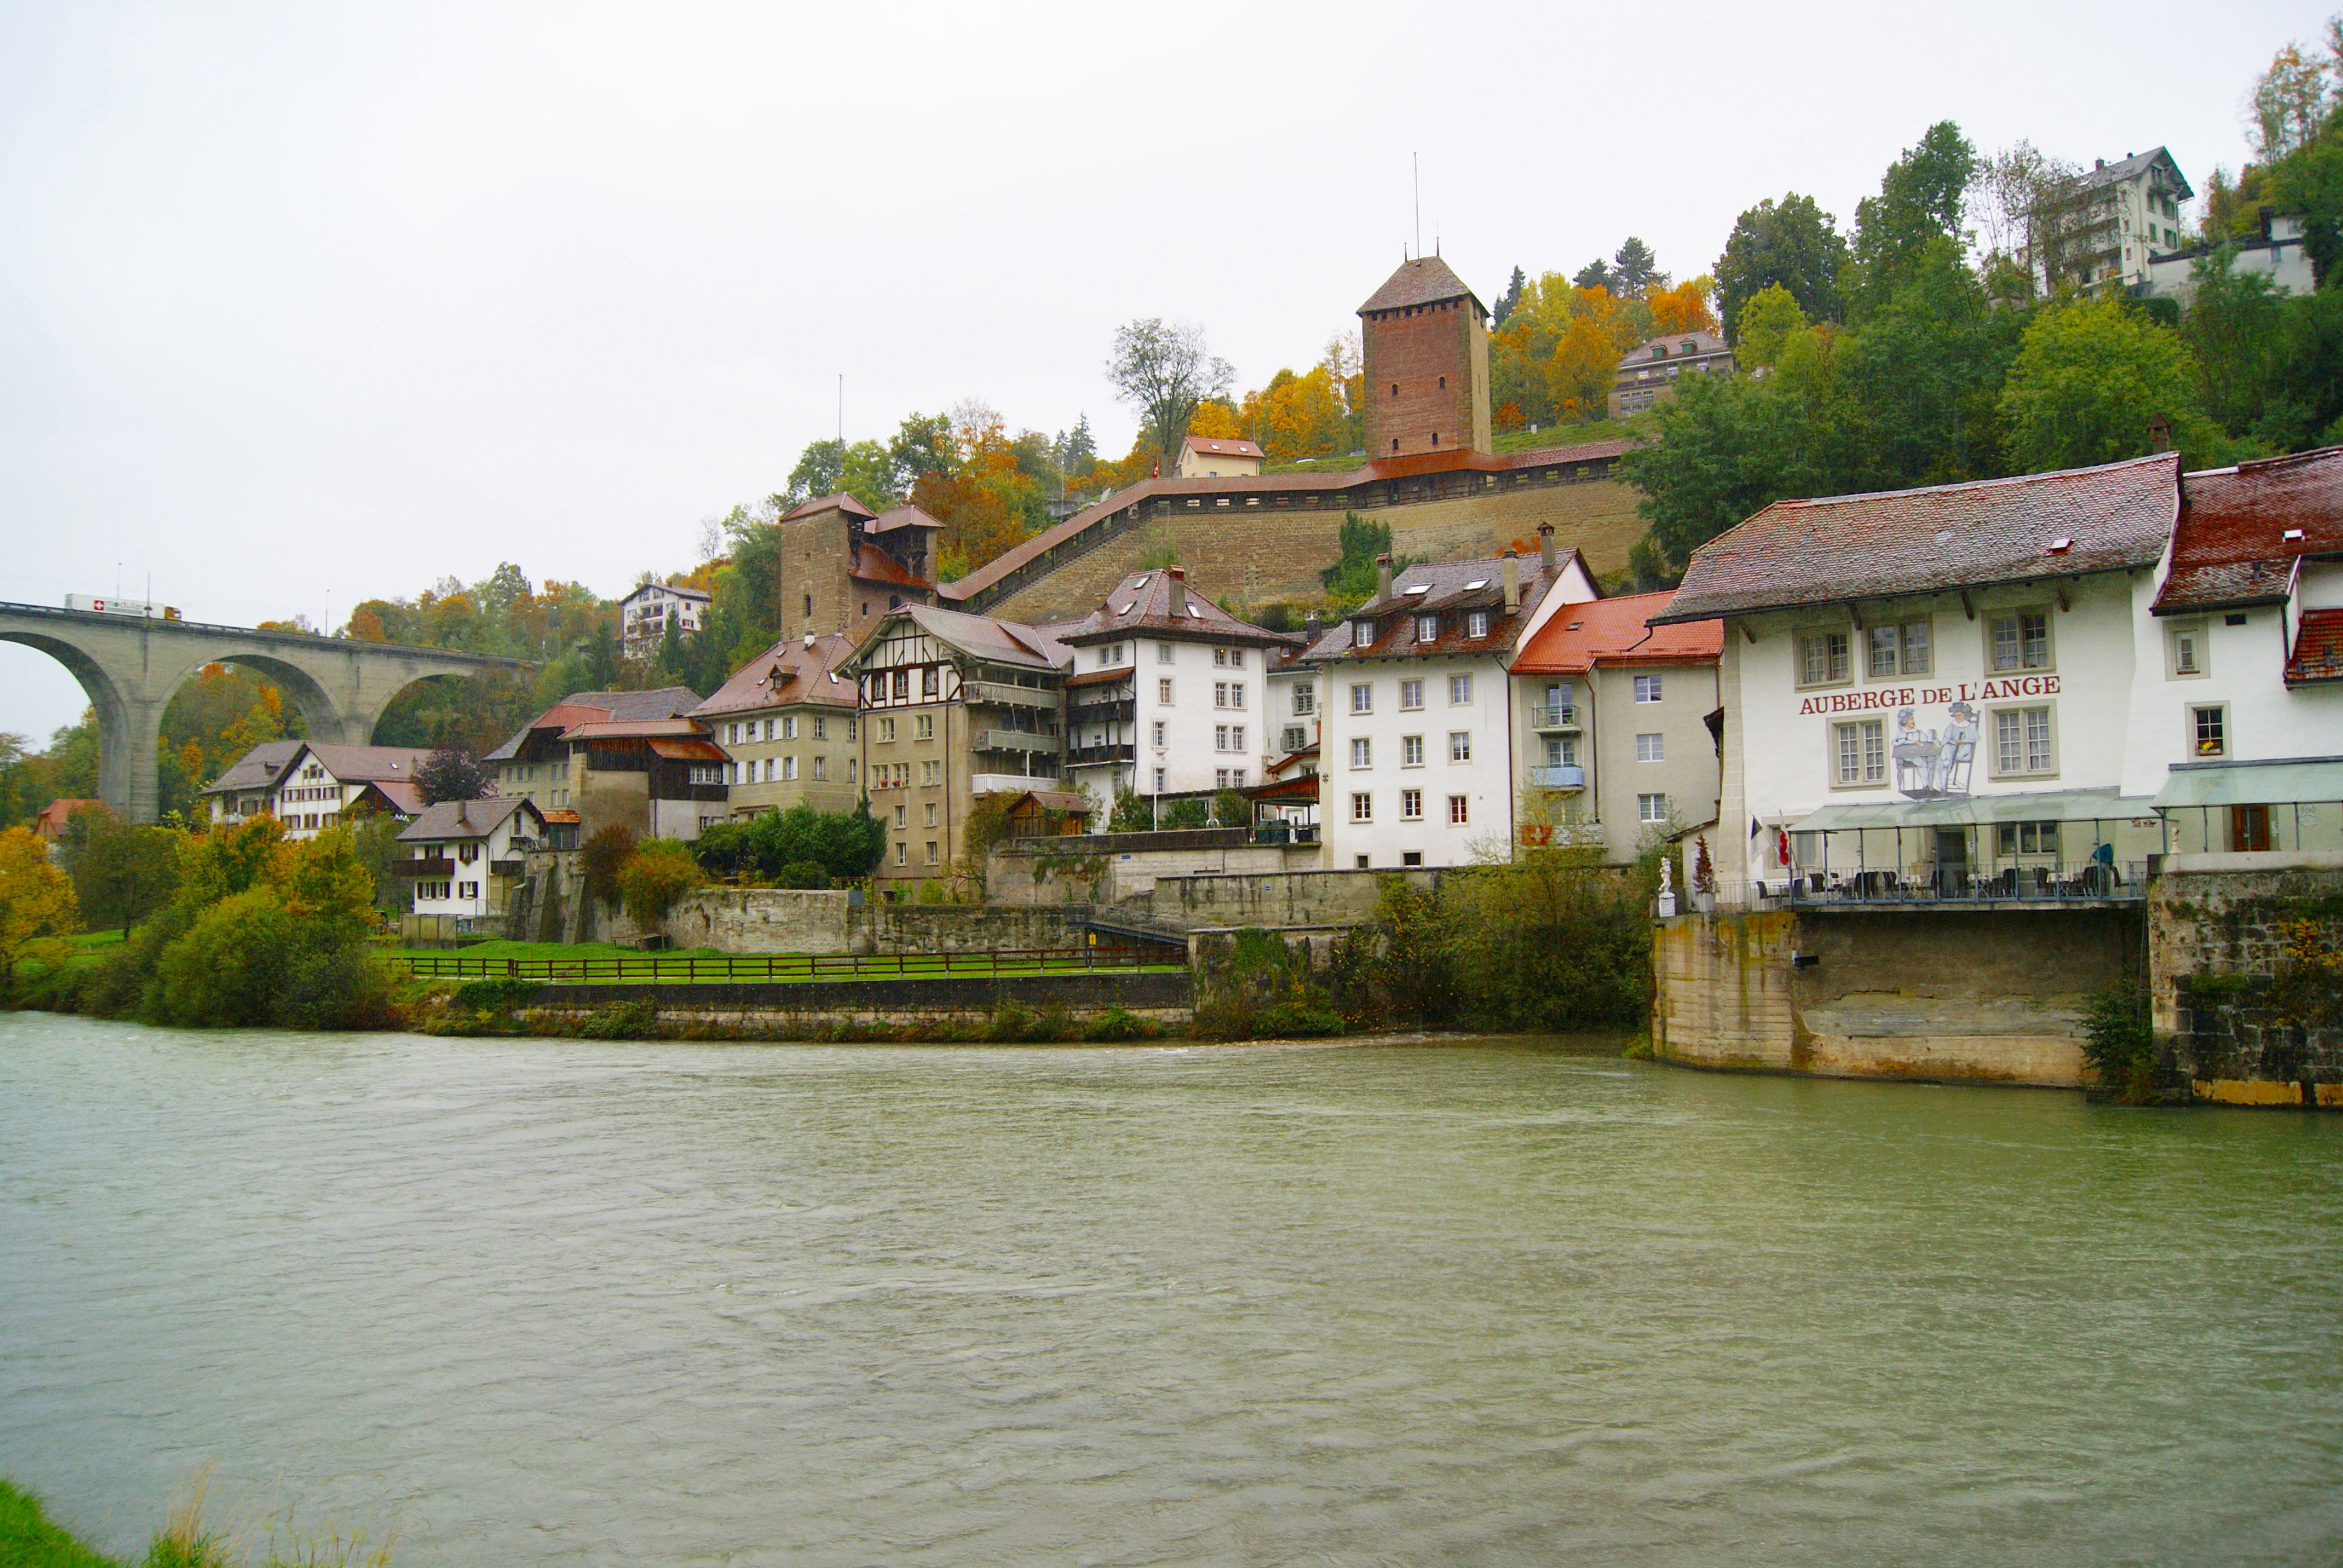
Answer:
[2151,757,2343,809]
[1793,788,2159,833]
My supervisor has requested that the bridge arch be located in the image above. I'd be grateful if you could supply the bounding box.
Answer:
[0,603,533,823]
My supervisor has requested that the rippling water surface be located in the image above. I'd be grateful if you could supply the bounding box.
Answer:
[2,1013,2339,1565]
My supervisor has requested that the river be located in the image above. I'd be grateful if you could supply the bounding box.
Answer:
[1,1013,2337,1566]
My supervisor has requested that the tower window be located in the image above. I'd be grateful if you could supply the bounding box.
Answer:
[803,594,812,616]
[1391,439,1400,452]
[1390,384,1398,396]
[1438,376,1446,390]
[1431,432,1439,445]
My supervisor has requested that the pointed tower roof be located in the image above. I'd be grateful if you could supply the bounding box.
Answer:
[1358,253,1484,316]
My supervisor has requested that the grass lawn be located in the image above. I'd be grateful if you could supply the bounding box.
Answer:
[0,1480,123,1568]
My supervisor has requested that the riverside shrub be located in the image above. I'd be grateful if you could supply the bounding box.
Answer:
[615,839,707,932]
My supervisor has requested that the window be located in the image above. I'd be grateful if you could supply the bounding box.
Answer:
[1448,731,1471,762]
[1466,611,1488,639]
[1634,674,1662,703]
[1992,706,2056,775]
[847,760,857,783]
[2169,621,2207,678]
[1637,792,1669,823]
[1449,674,1472,704]
[1282,726,1305,753]
[1228,648,1245,668]
[1352,619,1375,647]
[1214,682,1230,708]
[1403,851,1423,866]
[1159,642,1175,663]
[1230,725,1244,751]
[813,717,827,740]
[1293,684,1314,715]
[1833,719,1887,786]
[782,756,798,782]
[894,842,906,866]
[1351,737,1372,768]
[1216,725,1230,751]
[1448,795,1469,825]
[1417,613,1440,642]
[890,670,909,700]
[1159,679,1175,704]
[878,717,897,743]
[1401,789,1422,820]
[893,805,906,829]
[1351,791,1373,823]
[811,756,827,781]
[1988,610,2052,671]
[845,717,856,741]
[1401,735,1424,766]
[915,714,934,740]
[2191,704,2227,757]
[1351,683,1374,714]
[1995,821,2062,857]
[1216,768,1231,788]
[1152,721,1167,746]
[1798,630,1852,687]
[923,803,937,828]
[781,715,798,740]
[726,723,739,744]
[1400,679,1423,710]
[925,841,939,864]
[1154,768,1166,791]
[1546,736,1577,766]
[921,759,942,786]
[1636,733,1664,762]
[922,666,940,697]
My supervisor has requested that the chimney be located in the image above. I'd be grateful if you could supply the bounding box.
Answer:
[1538,522,1556,577]
[1375,553,1392,602]
[1502,549,1521,615]
[1167,563,1187,617]
[1305,610,1323,642]
[2148,412,2172,453]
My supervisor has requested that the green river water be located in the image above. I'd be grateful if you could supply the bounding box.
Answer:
[1,1012,2338,1565]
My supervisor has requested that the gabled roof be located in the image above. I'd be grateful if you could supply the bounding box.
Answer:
[621,581,710,604]
[869,504,943,534]
[2077,146,2192,199]
[348,779,427,817]
[779,492,879,523]
[870,605,1072,671]
[266,742,431,786]
[397,795,541,843]
[1358,254,1484,316]
[2155,446,2343,613]
[487,688,704,759]
[1302,552,1569,662]
[1181,434,1264,460]
[1654,454,2180,624]
[1617,331,1731,367]
[1061,567,1293,647]
[558,718,709,742]
[690,632,860,717]
[1513,590,1723,674]
[201,739,306,795]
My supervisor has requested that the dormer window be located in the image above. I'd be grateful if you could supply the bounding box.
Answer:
[1467,610,1489,639]
[1416,613,1440,642]
[1352,619,1375,648]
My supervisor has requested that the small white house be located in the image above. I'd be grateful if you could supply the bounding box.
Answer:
[204,741,428,839]
[1175,435,1265,479]
[396,796,549,923]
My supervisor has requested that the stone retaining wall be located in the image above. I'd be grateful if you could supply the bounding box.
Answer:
[532,969,1191,1030]
[658,890,1093,955]
[2149,852,2343,1100]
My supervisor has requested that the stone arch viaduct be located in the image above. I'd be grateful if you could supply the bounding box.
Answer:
[0,602,535,824]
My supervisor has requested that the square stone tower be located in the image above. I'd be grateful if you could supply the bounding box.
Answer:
[776,493,877,645]
[1357,254,1492,459]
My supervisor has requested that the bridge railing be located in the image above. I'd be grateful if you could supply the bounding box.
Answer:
[390,945,1178,983]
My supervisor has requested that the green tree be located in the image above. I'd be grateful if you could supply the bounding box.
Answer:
[0,825,79,979]
[2264,112,2343,289]
[1715,193,1849,343]
[1107,318,1234,468]
[1611,236,1662,296]
[1107,786,1152,833]
[1836,237,2022,486]
[2181,246,2289,437]
[1492,265,1527,328]
[1998,298,2217,472]
[1732,284,1807,369]
[1848,122,1978,315]
[615,839,707,931]
[417,744,494,806]
[68,809,181,935]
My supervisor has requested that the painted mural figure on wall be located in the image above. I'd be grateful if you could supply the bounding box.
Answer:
[1892,702,1979,799]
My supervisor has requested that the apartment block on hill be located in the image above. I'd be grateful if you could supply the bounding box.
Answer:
[1610,332,1734,419]
[841,605,1072,891]
[619,582,710,659]
[692,632,863,818]
[2036,146,2194,297]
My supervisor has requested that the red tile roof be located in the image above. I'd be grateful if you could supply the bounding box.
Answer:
[488,689,703,759]
[1358,254,1484,316]
[1512,590,1723,674]
[1182,435,1264,459]
[1301,553,1573,663]
[646,737,730,762]
[690,632,860,717]
[869,503,943,534]
[779,492,878,523]
[2287,607,2343,685]
[1656,453,2180,623]
[1063,566,1294,646]
[2155,446,2343,613]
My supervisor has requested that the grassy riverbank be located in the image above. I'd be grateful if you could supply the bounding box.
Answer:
[1,1476,393,1568]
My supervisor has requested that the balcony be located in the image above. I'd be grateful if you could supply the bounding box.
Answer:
[393,857,456,877]
[1064,743,1136,767]
[1529,765,1585,790]
[1786,862,2148,909]
[1530,705,1579,731]
[1069,697,1135,727]
[971,729,1056,753]
[964,679,1058,710]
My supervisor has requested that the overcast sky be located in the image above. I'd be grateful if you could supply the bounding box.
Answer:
[1,0,2330,741]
